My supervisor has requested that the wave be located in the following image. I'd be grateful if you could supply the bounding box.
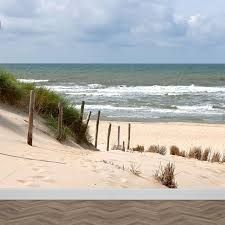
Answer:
[82,104,223,115]
[45,84,225,97]
[17,79,49,83]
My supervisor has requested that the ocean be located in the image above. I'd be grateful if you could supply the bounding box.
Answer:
[1,63,225,123]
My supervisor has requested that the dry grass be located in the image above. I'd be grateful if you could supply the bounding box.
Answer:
[154,162,177,188]
[170,145,180,156]
[201,148,211,161]
[132,145,145,153]
[188,147,202,160]
[222,155,225,163]
[179,150,186,157]
[129,162,142,176]
[170,146,186,157]
[147,145,167,155]
[211,152,221,163]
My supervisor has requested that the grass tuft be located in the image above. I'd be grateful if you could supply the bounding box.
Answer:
[154,162,177,188]
[170,145,180,156]
[147,145,167,155]
[132,145,145,153]
[201,148,211,161]
[129,162,142,176]
[211,152,221,163]
[222,155,225,163]
[188,147,202,160]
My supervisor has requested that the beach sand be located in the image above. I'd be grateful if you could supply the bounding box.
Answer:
[1,103,225,188]
[89,120,225,154]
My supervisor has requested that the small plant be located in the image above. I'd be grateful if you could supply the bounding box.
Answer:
[154,162,177,188]
[221,155,225,163]
[147,145,167,155]
[130,162,142,176]
[132,145,145,153]
[188,147,202,160]
[179,150,186,157]
[211,152,221,163]
[170,145,180,156]
[201,148,211,161]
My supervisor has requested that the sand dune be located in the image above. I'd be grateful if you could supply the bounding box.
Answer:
[1,104,225,188]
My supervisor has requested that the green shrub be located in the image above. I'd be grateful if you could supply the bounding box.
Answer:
[0,70,24,105]
[0,70,89,144]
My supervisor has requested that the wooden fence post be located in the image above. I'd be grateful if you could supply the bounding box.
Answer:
[78,101,85,141]
[107,123,112,151]
[117,126,120,147]
[27,90,35,146]
[85,111,92,130]
[95,111,101,148]
[122,141,125,152]
[57,102,63,141]
[80,101,85,124]
[127,123,131,150]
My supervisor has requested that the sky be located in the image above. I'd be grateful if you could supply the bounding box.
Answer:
[0,0,225,63]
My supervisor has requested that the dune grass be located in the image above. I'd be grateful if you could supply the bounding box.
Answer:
[154,162,177,188]
[188,147,202,160]
[0,70,90,144]
[211,152,221,163]
[132,145,145,153]
[170,145,180,156]
[147,145,167,155]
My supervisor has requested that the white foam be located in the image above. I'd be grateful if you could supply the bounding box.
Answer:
[18,79,49,83]
[82,104,223,116]
[45,84,225,97]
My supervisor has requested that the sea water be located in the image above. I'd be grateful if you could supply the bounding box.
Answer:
[1,63,225,123]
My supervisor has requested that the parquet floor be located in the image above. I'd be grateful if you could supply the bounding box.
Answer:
[0,201,224,225]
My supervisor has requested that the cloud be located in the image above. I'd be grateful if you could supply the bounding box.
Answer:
[1,0,225,62]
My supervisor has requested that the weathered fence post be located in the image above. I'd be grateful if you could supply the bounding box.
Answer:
[27,90,35,146]
[80,101,85,124]
[57,102,63,141]
[122,141,125,152]
[85,111,92,129]
[127,123,131,150]
[107,123,112,151]
[117,126,120,148]
[78,101,85,141]
[95,110,101,148]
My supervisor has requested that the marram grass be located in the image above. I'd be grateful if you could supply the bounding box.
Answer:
[0,69,90,144]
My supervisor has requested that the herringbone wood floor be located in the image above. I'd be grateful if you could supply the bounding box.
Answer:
[0,201,224,225]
